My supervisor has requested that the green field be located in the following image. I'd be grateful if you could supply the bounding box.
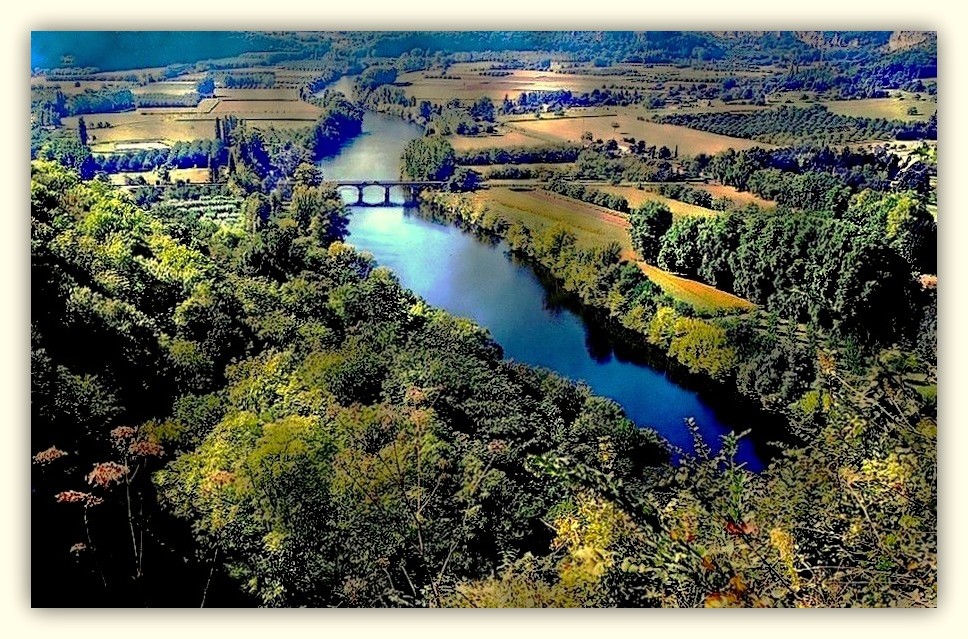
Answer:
[455,186,755,312]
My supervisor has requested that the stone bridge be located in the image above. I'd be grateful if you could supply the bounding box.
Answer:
[332,180,444,206]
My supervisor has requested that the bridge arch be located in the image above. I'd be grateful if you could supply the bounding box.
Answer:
[331,180,444,207]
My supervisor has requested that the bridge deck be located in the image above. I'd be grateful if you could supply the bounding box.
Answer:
[332,180,443,187]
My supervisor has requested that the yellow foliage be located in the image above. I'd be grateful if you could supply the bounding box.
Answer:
[769,527,800,589]
[668,316,736,378]
[647,305,679,348]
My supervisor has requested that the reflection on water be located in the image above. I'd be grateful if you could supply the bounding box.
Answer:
[320,111,769,470]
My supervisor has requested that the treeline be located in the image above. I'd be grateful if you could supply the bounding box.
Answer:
[546,177,631,213]
[401,136,481,192]
[498,87,653,115]
[32,87,66,126]
[657,104,937,145]
[304,90,365,158]
[456,143,581,166]
[637,193,936,348]
[353,65,399,94]
[219,72,276,89]
[655,183,725,210]
[92,139,227,173]
[66,88,136,116]
[133,92,201,108]
[764,46,937,99]
[693,145,934,207]
[574,148,678,183]
[483,166,559,180]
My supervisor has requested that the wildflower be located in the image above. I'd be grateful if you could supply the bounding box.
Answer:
[69,542,87,554]
[110,426,137,442]
[128,440,165,458]
[487,439,507,455]
[85,461,128,488]
[32,446,68,465]
[55,491,103,507]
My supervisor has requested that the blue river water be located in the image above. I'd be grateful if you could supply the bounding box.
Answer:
[319,112,765,470]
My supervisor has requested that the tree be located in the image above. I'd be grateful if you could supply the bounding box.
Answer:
[293,162,323,188]
[401,136,456,182]
[197,77,215,98]
[628,201,673,264]
[78,117,88,146]
[446,167,481,192]
[40,134,95,179]
[469,97,495,122]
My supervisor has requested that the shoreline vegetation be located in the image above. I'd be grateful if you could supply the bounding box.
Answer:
[31,30,937,608]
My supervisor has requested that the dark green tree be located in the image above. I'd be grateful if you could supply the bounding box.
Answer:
[628,201,673,263]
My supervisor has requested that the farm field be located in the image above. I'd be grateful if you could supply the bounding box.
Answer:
[652,102,772,116]
[397,61,779,105]
[638,263,756,313]
[596,186,719,217]
[506,112,771,155]
[617,63,778,80]
[209,98,322,119]
[31,78,129,95]
[62,113,216,150]
[214,88,303,101]
[464,186,755,312]
[398,64,656,103]
[447,128,548,151]
[58,85,327,151]
[471,186,635,256]
[820,96,937,121]
[130,81,198,96]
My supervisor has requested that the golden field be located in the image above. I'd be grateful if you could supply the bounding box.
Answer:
[459,187,755,313]
[506,112,770,155]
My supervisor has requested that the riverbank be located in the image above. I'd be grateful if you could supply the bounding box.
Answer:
[418,190,796,454]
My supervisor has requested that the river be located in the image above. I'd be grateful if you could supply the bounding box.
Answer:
[319,111,767,471]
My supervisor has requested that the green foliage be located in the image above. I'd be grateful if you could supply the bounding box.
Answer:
[65,88,135,116]
[401,136,457,181]
[463,354,936,608]
[669,317,736,379]
[38,133,95,179]
[628,201,673,264]
[658,104,935,145]
[846,190,937,274]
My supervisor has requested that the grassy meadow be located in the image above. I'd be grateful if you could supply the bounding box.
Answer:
[461,186,755,313]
